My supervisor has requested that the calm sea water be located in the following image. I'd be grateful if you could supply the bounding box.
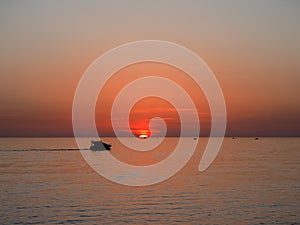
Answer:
[0,137,299,224]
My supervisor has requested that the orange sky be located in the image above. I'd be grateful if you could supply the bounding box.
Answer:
[0,1,299,137]
[95,62,210,137]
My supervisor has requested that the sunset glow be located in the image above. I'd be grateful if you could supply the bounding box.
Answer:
[1,2,300,225]
[0,1,299,137]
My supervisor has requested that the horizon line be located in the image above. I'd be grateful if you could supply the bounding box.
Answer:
[0,135,299,138]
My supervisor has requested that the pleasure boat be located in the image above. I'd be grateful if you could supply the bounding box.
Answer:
[90,140,111,151]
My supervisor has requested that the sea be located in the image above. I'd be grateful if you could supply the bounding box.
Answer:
[0,137,299,224]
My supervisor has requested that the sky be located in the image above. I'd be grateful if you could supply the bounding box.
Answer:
[0,0,299,137]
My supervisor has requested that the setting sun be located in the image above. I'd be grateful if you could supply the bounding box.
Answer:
[139,134,149,139]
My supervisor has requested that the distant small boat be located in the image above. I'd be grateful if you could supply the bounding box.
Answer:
[90,140,111,151]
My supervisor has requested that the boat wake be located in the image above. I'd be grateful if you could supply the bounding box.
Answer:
[0,148,90,152]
